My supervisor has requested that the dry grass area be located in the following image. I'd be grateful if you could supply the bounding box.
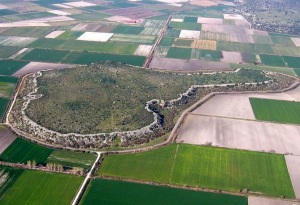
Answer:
[285,155,300,199]
[191,39,217,50]
[0,127,17,154]
[248,197,300,205]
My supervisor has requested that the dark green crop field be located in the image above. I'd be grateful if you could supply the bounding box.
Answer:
[259,54,286,67]
[99,144,294,198]
[62,51,146,66]
[283,56,300,68]
[169,22,202,31]
[112,26,144,35]
[0,166,23,199]
[250,98,300,124]
[166,47,191,59]
[0,97,9,120]
[21,49,71,63]
[0,138,53,164]
[159,37,174,46]
[0,60,28,76]
[0,170,83,205]
[81,179,248,205]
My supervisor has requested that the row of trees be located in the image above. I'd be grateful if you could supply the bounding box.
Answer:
[26,161,84,175]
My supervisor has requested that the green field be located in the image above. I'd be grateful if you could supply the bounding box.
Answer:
[159,37,174,46]
[0,9,17,16]
[169,22,202,31]
[259,54,286,67]
[81,179,248,205]
[0,76,18,84]
[62,51,146,66]
[166,47,191,59]
[28,38,139,55]
[250,98,300,124]
[47,150,96,169]
[294,68,300,76]
[0,46,21,58]
[0,60,28,76]
[165,29,181,38]
[110,34,156,44]
[0,170,83,205]
[0,138,53,164]
[15,12,56,20]
[217,41,274,54]
[57,31,84,40]
[272,46,300,57]
[184,16,198,23]
[283,56,300,68]
[173,39,193,47]
[99,144,294,198]
[0,166,23,199]
[1,27,54,38]
[100,145,176,183]
[191,49,221,61]
[21,49,71,63]
[0,97,9,120]
[0,76,18,98]
[112,25,144,34]
[252,35,273,44]
[270,36,295,46]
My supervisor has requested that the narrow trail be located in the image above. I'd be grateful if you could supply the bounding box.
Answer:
[168,144,179,184]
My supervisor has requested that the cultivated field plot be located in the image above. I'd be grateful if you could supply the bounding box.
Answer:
[217,41,274,54]
[200,31,231,41]
[21,49,71,63]
[230,32,254,43]
[45,30,65,38]
[283,56,300,68]
[272,46,300,57]
[0,27,54,38]
[0,36,37,47]
[190,49,221,61]
[221,51,243,63]
[202,24,245,34]
[250,98,300,124]
[0,166,23,199]
[177,115,300,155]
[0,76,18,98]
[100,145,176,183]
[285,155,300,198]
[77,32,114,42]
[0,126,17,154]
[46,150,96,169]
[0,138,53,164]
[150,57,230,71]
[12,62,75,77]
[56,31,83,40]
[170,22,202,31]
[81,179,248,205]
[63,1,96,7]
[112,25,144,35]
[103,7,163,19]
[270,36,296,47]
[29,38,139,55]
[197,17,223,24]
[140,27,161,36]
[291,37,300,47]
[142,20,166,29]
[99,144,294,197]
[62,51,146,66]
[154,46,169,57]
[178,29,201,40]
[134,45,153,56]
[191,39,216,50]
[173,39,193,47]
[167,47,191,59]
[0,170,83,205]
[47,10,71,16]
[252,35,272,45]
[110,34,156,44]
[0,97,9,120]
[248,196,300,205]
[0,60,28,76]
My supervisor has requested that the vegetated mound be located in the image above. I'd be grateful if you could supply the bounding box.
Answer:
[25,62,270,134]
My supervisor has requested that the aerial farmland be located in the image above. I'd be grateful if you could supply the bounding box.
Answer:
[0,0,300,204]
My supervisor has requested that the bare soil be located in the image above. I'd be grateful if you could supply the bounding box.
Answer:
[0,127,17,154]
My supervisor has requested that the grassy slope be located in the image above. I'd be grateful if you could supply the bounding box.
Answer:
[0,138,53,164]
[81,179,248,205]
[0,170,83,205]
[100,145,177,183]
[250,98,300,124]
[99,144,295,198]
